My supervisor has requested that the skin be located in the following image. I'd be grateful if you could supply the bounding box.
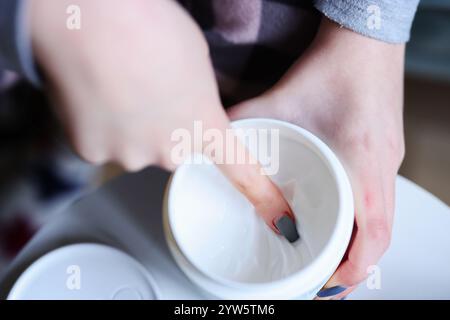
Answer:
[228,18,405,298]
[30,0,405,298]
[29,0,293,232]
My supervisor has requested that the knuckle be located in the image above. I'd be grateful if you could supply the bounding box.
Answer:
[392,139,405,166]
[159,153,177,171]
[77,146,108,165]
[344,261,368,285]
[386,134,405,167]
[157,145,178,171]
[366,217,391,250]
[123,161,146,172]
[397,140,406,165]
[118,153,148,172]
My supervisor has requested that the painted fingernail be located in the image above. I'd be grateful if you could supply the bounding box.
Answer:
[274,214,300,243]
[317,286,347,298]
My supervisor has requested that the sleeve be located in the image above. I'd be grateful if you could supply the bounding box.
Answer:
[314,0,420,43]
[0,0,41,86]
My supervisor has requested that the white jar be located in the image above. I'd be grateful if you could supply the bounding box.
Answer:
[163,118,354,299]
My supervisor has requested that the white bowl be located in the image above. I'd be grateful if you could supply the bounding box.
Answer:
[163,118,354,299]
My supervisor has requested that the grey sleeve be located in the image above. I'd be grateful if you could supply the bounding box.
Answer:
[314,0,420,43]
[0,0,40,86]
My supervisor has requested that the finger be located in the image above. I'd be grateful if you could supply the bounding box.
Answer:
[201,115,297,240]
[316,285,355,300]
[215,141,296,237]
[326,166,391,288]
[315,285,348,299]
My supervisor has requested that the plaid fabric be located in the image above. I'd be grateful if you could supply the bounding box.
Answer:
[179,0,320,105]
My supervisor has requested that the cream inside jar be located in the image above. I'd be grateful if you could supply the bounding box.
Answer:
[169,126,340,284]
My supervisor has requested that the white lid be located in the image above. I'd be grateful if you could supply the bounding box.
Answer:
[8,243,160,300]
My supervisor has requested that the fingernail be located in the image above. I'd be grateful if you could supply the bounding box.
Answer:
[274,214,300,243]
[317,286,347,298]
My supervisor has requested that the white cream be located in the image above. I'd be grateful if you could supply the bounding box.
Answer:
[173,163,311,283]
[170,134,341,284]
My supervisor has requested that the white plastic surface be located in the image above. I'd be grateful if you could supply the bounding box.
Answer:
[7,244,160,300]
[1,170,449,299]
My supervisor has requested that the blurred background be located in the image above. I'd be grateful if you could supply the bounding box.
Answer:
[0,0,449,267]
[401,0,450,204]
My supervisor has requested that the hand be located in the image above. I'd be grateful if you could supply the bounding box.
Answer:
[29,0,294,233]
[30,0,227,171]
[228,18,405,298]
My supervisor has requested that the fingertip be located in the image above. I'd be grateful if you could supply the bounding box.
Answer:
[316,286,347,298]
[274,214,300,243]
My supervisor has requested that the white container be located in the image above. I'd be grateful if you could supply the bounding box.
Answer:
[163,118,354,299]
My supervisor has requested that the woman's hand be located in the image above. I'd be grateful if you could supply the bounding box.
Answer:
[30,0,229,171]
[228,17,405,298]
[29,0,295,235]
